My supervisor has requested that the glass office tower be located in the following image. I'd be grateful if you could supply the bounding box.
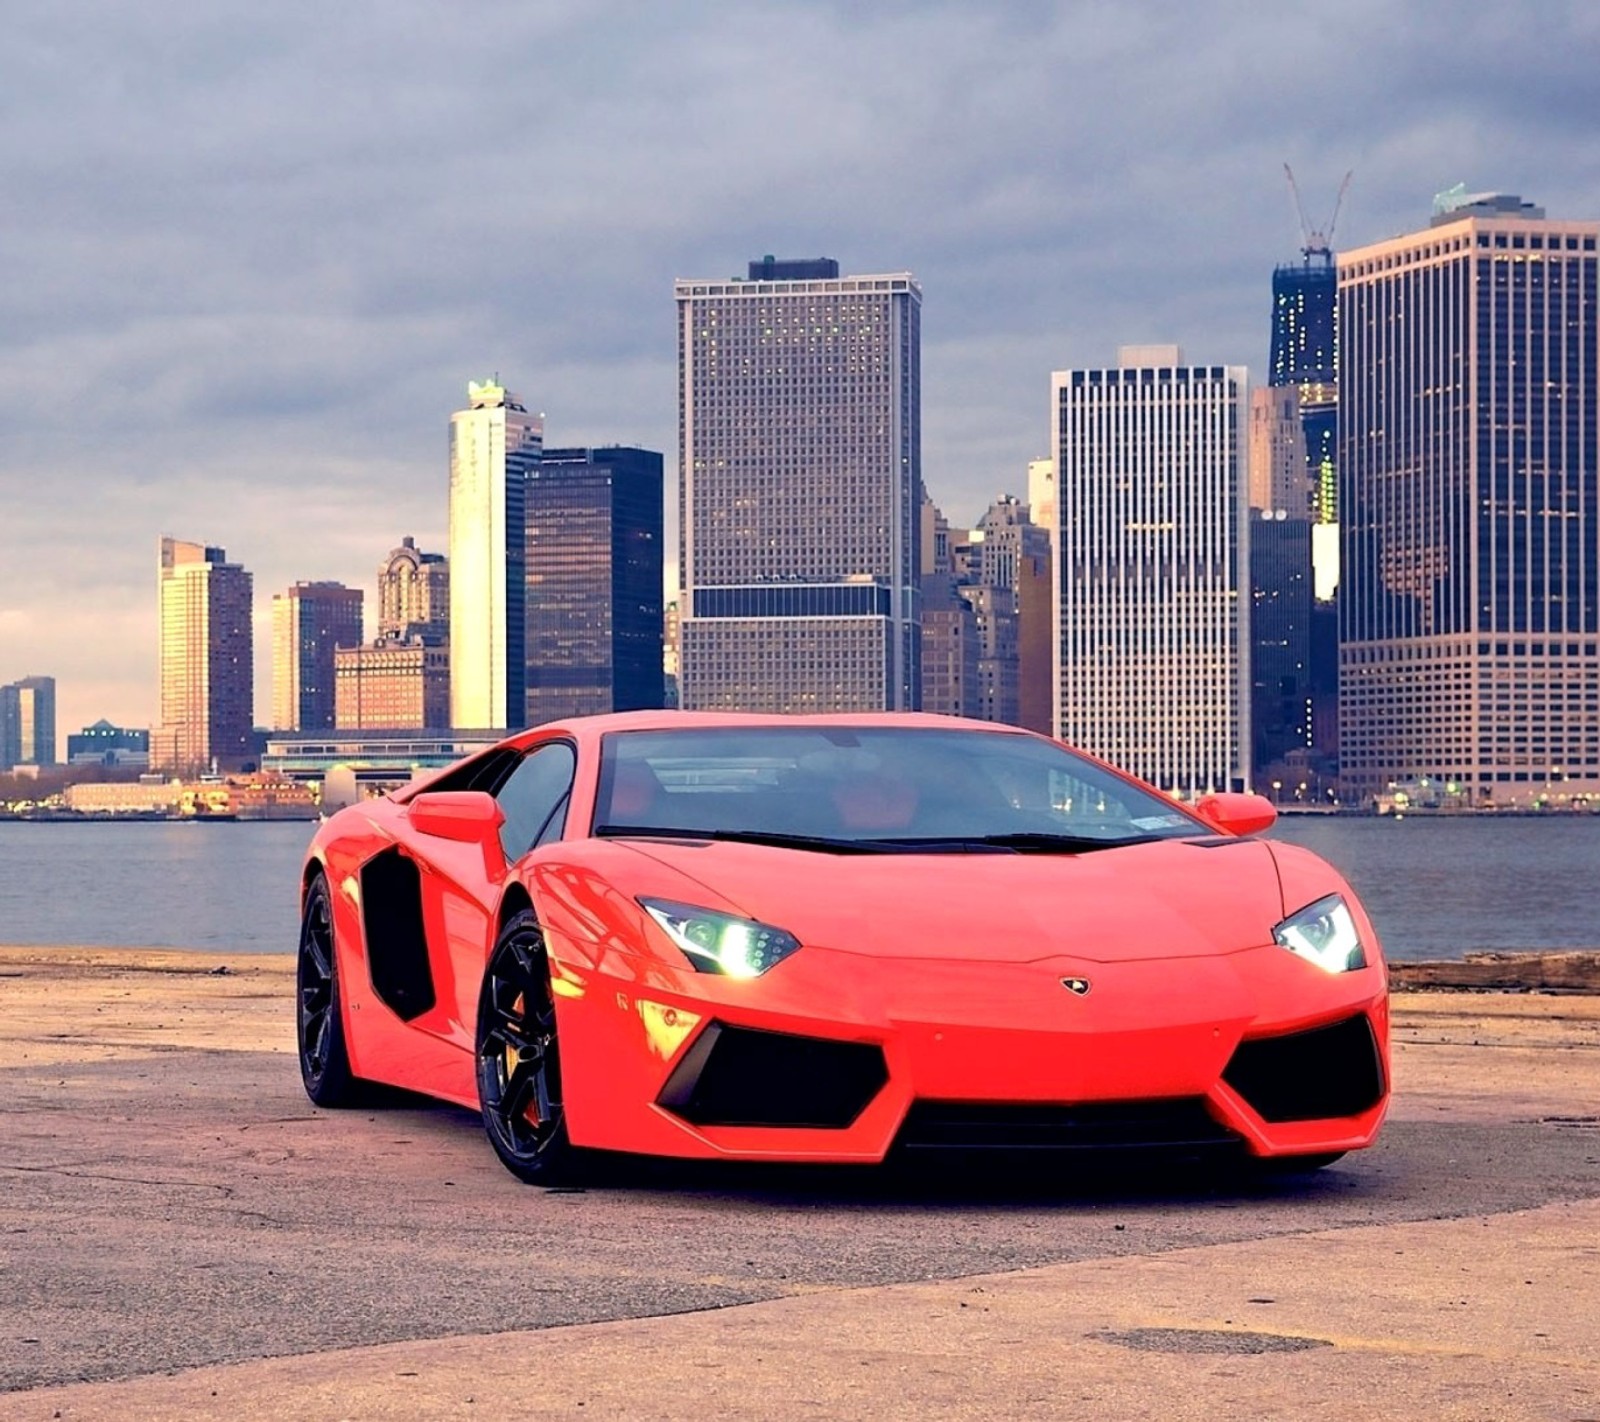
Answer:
[525,446,665,724]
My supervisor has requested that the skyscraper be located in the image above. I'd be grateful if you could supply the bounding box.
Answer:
[1247,386,1311,515]
[1052,347,1250,795]
[918,495,979,718]
[975,495,1051,731]
[152,537,253,775]
[378,537,449,642]
[1249,510,1314,777]
[0,675,56,769]
[1270,256,1339,524]
[271,582,364,731]
[449,380,541,730]
[1339,192,1600,805]
[525,446,665,724]
[676,258,921,712]
[1256,230,1343,785]
[334,640,450,730]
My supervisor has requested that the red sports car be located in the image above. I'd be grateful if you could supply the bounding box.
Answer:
[296,712,1388,1182]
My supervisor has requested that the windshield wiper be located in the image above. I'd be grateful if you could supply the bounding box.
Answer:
[593,824,906,855]
[871,832,1167,854]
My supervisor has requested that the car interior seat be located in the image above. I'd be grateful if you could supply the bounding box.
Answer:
[607,760,666,824]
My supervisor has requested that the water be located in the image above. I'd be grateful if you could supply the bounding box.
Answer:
[1265,814,1600,959]
[0,820,314,954]
[0,816,1596,960]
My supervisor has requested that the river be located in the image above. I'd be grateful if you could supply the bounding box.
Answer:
[0,815,1595,960]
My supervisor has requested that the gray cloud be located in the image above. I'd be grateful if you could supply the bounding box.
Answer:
[3,0,1598,734]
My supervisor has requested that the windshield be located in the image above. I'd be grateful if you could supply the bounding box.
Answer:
[592,726,1207,850]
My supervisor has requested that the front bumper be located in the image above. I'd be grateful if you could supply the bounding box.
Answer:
[548,935,1390,1163]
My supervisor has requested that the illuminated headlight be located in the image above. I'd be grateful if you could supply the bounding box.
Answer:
[638,898,802,978]
[1273,894,1366,973]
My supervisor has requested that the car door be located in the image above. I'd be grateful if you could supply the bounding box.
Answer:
[420,738,578,1050]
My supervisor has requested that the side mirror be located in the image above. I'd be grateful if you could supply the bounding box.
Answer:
[1193,791,1277,837]
[410,791,506,844]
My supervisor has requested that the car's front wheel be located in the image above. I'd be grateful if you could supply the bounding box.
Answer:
[297,870,365,1107]
[476,909,580,1184]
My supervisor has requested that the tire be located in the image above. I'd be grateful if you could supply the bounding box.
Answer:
[296,871,367,1107]
[476,909,581,1184]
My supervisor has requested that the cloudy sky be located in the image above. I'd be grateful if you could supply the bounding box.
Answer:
[3,0,1598,739]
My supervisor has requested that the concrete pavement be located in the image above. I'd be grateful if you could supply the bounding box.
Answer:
[1,948,1597,1420]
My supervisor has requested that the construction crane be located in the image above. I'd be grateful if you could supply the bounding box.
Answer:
[1283,165,1352,263]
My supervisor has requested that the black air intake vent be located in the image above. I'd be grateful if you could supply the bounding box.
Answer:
[1224,1014,1384,1123]
[895,1099,1238,1152]
[360,847,435,1022]
[658,1024,887,1129]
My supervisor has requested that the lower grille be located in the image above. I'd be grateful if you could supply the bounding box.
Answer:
[894,1099,1238,1152]
[1224,1014,1385,1123]
[658,1023,888,1129]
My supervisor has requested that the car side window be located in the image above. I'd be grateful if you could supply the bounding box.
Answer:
[496,742,577,862]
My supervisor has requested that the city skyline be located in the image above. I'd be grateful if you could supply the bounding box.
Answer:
[4,5,1596,738]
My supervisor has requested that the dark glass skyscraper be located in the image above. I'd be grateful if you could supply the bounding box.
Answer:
[525,447,665,725]
[1270,257,1338,522]
[1255,250,1341,785]
[1249,512,1313,776]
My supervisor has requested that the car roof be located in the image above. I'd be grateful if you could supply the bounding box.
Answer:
[505,709,1045,751]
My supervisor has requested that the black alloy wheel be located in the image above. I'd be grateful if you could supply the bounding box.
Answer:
[476,909,579,1183]
[297,871,364,1106]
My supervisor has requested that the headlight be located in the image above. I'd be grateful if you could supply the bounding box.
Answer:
[1273,894,1366,973]
[638,898,802,978]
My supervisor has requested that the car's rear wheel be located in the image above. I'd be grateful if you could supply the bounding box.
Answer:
[297,871,365,1107]
[476,909,580,1184]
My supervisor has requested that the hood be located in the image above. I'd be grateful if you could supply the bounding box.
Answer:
[618,836,1286,964]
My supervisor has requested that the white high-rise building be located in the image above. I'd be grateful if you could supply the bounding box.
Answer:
[448,380,542,730]
[675,257,921,712]
[1052,347,1250,796]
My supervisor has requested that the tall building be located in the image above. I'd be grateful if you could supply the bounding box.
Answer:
[1,675,56,768]
[1339,192,1600,805]
[525,446,665,725]
[152,537,253,775]
[920,575,981,717]
[959,582,1019,726]
[378,537,449,642]
[449,380,541,730]
[676,258,921,712]
[1053,347,1250,795]
[1247,386,1311,515]
[271,581,364,731]
[663,600,680,709]
[1270,255,1339,524]
[1254,235,1344,786]
[1250,510,1314,776]
[1027,457,1057,538]
[975,495,1052,731]
[334,639,450,730]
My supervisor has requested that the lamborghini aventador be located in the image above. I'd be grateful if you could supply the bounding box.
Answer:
[295,712,1389,1182]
